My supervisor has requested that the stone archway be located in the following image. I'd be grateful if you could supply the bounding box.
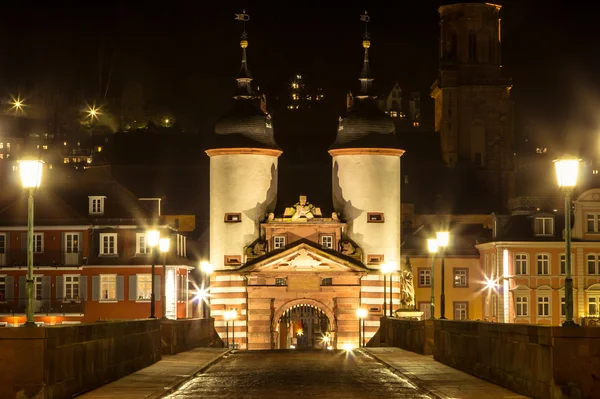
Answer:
[271,298,337,349]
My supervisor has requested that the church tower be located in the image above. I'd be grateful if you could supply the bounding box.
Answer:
[330,12,404,269]
[206,12,282,271]
[431,3,515,206]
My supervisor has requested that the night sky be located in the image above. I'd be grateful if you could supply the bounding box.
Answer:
[1,1,599,151]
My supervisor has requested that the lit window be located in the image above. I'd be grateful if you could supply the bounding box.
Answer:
[100,275,117,301]
[0,143,3,149]
[587,254,598,275]
[136,274,152,300]
[64,275,80,300]
[320,235,333,249]
[413,121,419,127]
[136,233,150,254]
[89,196,105,215]
[42,145,48,150]
[321,278,332,286]
[99,233,117,255]
[292,93,299,100]
[453,302,468,320]
[33,233,43,253]
[419,269,431,287]
[535,147,547,154]
[453,268,468,287]
[561,297,566,317]
[273,236,286,250]
[516,296,528,316]
[560,253,574,275]
[586,214,600,233]
[389,111,398,117]
[588,296,600,316]
[534,217,553,236]
[536,254,550,275]
[275,278,287,286]
[537,296,550,316]
[515,253,528,275]
[593,170,599,175]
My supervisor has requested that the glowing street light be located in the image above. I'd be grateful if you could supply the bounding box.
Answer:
[200,261,214,318]
[159,237,170,319]
[18,158,43,326]
[436,231,450,319]
[10,95,26,114]
[427,238,439,319]
[554,155,581,327]
[224,309,238,349]
[86,104,102,121]
[146,230,160,318]
[356,308,368,347]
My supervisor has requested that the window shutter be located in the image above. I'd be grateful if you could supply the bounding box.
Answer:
[78,232,83,262]
[42,276,51,311]
[129,275,137,301]
[21,233,27,252]
[92,276,100,301]
[5,276,14,301]
[18,276,26,308]
[116,275,124,301]
[80,276,88,300]
[154,275,161,299]
[56,276,64,301]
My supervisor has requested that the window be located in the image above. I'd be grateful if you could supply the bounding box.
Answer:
[275,278,287,286]
[468,30,477,62]
[224,255,242,266]
[389,111,398,118]
[89,196,105,215]
[136,233,150,254]
[224,213,242,223]
[537,296,550,317]
[321,278,332,286]
[454,302,468,320]
[0,233,5,254]
[587,254,598,275]
[367,212,384,223]
[273,236,286,250]
[453,268,468,287]
[561,297,566,317]
[418,269,431,287]
[536,254,550,275]
[33,233,43,253]
[515,253,528,275]
[515,296,528,317]
[64,275,80,300]
[100,275,117,301]
[0,276,5,302]
[136,274,152,300]
[99,233,117,255]
[586,214,600,233]
[177,274,188,301]
[320,235,333,249]
[560,253,574,275]
[367,254,384,265]
[34,276,42,300]
[534,217,553,236]
[588,296,600,316]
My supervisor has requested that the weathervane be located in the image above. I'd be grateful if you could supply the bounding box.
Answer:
[360,10,370,40]
[234,9,250,39]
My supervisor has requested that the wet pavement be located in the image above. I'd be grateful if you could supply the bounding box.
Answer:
[164,349,433,399]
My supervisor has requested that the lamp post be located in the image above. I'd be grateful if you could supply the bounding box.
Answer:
[436,231,450,319]
[224,309,236,348]
[356,308,367,348]
[554,156,581,327]
[200,261,214,318]
[146,230,160,318]
[159,238,170,319]
[18,158,43,327]
[381,261,396,317]
[427,238,439,320]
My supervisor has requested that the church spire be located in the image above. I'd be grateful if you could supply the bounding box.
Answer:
[358,11,373,96]
[234,10,253,98]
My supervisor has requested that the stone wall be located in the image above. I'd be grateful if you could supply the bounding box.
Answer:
[0,319,161,399]
[378,317,600,399]
[160,317,222,355]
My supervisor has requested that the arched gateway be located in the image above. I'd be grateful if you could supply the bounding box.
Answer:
[272,299,336,349]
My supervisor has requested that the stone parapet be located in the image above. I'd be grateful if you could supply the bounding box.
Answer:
[160,318,223,355]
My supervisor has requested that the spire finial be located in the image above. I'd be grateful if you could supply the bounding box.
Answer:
[359,11,373,96]
[234,10,253,98]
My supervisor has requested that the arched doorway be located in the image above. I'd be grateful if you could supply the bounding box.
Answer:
[272,299,336,350]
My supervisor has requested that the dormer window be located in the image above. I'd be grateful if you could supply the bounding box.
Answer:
[89,196,106,215]
[534,217,553,236]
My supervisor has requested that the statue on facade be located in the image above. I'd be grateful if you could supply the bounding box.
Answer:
[399,256,415,309]
[292,196,315,220]
[245,240,267,258]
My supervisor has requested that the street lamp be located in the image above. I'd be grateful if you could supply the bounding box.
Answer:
[200,261,214,318]
[554,155,581,327]
[19,158,43,327]
[159,237,170,319]
[224,309,237,349]
[146,229,160,318]
[381,261,396,317]
[427,238,439,320]
[356,308,367,348]
[436,231,450,319]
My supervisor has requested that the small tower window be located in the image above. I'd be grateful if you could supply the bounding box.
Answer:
[321,278,333,286]
[275,278,287,286]
[468,30,477,62]
[367,212,385,223]
[224,213,242,223]
[224,255,242,266]
[367,254,384,265]
[273,236,286,250]
[89,196,106,215]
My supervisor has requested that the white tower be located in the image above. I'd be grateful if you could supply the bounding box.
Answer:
[206,25,282,271]
[329,14,404,269]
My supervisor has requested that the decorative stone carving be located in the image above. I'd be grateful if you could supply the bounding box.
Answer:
[332,212,339,221]
[284,196,322,220]
[245,239,267,258]
[399,256,415,309]
[340,241,355,256]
